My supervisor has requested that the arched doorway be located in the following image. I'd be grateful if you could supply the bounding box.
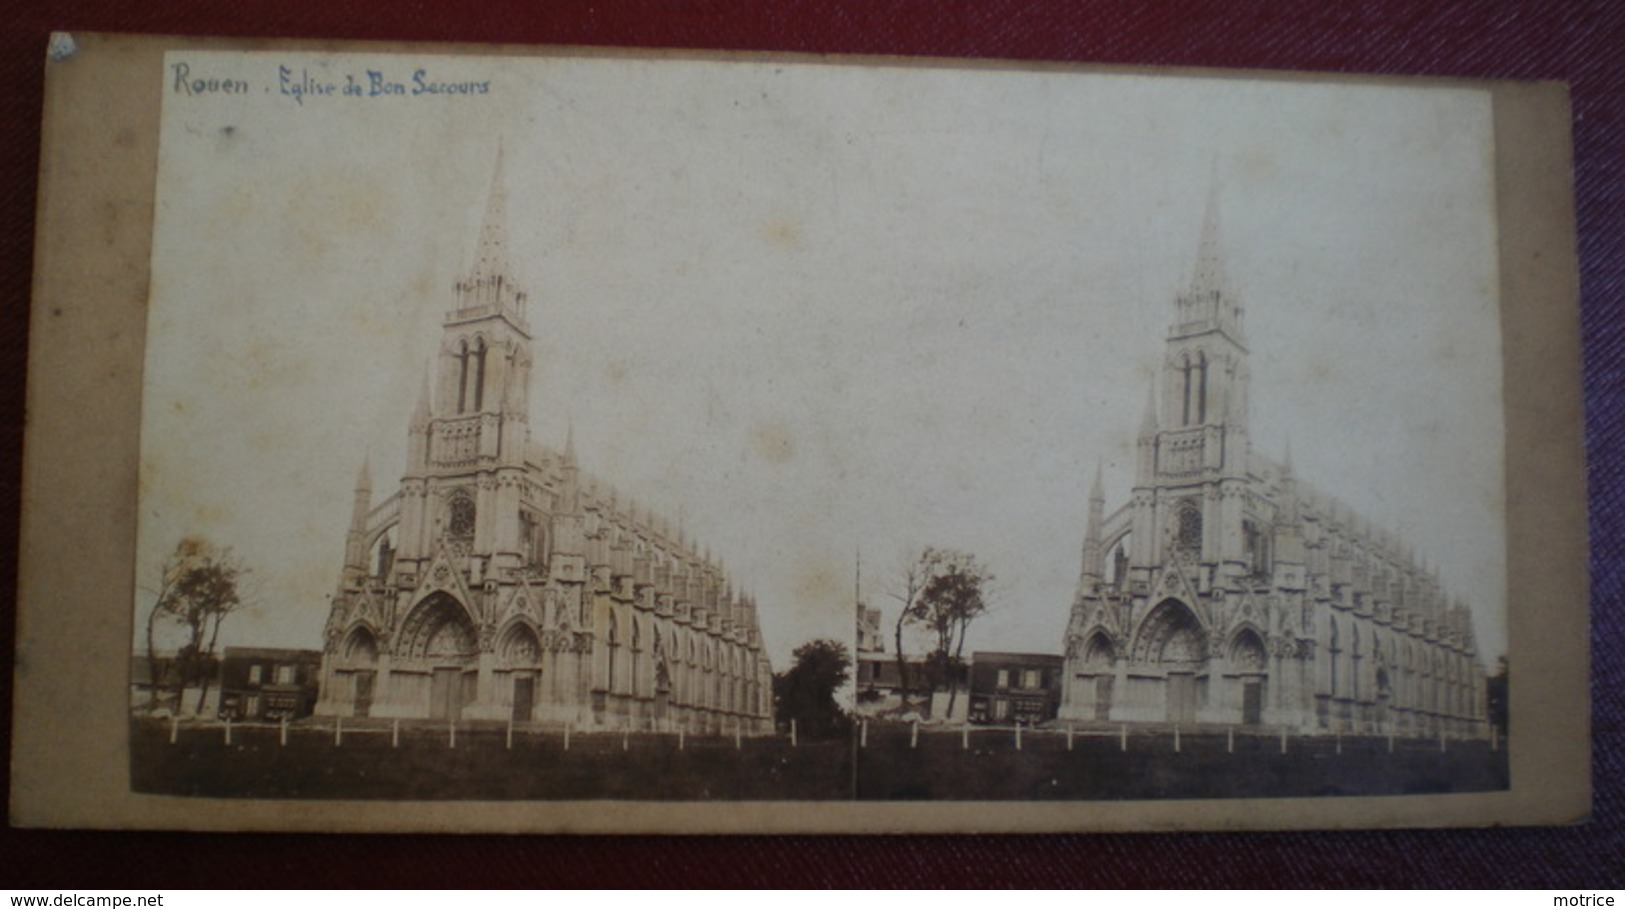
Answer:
[1230,628,1267,726]
[498,622,543,722]
[1081,632,1116,721]
[400,593,478,721]
[341,626,380,718]
[1135,599,1208,724]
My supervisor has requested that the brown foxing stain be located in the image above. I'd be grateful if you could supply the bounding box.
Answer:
[1237,149,1279,185]
[604,359,629,384]
[241,341,283,382]
[99,199,121,247]
[343,299,407,346]
[247,429,279,453]
[217,182,261,228]
[751,422,794,466]
[792,560,841,607]
[281,172,396,264]
[761,217,803,252]
[190,500,234,529]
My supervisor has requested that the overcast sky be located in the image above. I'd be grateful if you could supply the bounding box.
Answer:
[139,51,1505,667]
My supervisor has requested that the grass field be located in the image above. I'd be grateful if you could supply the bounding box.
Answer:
[130,718,1507,801]
[853,724,1508,801]
[130,718,852,800]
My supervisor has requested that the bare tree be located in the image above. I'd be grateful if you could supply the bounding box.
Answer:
[145,537,250,715]
[886,548,938,706]
[911,549,993,717]
[885,548,995,716]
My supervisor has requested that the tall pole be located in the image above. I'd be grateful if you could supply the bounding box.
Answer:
[853,545,862,718]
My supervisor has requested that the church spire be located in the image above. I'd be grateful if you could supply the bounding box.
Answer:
[470,142,510,286]
[352,458,372,507]
[1188,171,1227,301]
[1136,375,1159,486]
[1173,167,1244,344]
[1081,459,1105,586]
[343,455,373,578]
[453,143,529,324]
[1140,375,1158,436]
[413,367,432,423]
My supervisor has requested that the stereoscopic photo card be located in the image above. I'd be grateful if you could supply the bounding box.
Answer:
[11,33,1587,832]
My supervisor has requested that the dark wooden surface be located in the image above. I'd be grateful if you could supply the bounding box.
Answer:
[2,0,1621,888]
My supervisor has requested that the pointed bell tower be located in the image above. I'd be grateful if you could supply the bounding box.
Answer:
[1141,172,1254,576]
[433,145,534,433]
[412,147,537,574]
[1161,175,1249,441]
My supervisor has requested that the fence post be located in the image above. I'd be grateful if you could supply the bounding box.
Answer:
[1335,733,1341,755]
[962,722,969,751]
[392,718,399,748]
[734,719,742,750]
[1120,724,1127,752]
[507,717,514,750]
[224,717,232,746]
[335,717,343,747]
[564,721,571,751]
[1067,724,1074,752]
[1015,722,1022,751]
[910,720,918,750]
[678,725,685,751]
[280,716,288,747]
[170,715,179,745]
[449,721,456,749]
[1279,728,1287,754]
[860,719,868,749]
[1388,732,1395,754]
[623,724,630,752]
[790,718,797,748]
[1227,726,1234,754]
[1173,724,1180,753]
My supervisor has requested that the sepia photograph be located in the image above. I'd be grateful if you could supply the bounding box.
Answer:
[124,47,1510,805]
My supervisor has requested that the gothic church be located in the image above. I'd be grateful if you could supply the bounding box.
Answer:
[314,158,774,733]
[1060,188,1489,738]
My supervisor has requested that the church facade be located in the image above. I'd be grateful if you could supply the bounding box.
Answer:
[1059,192,1489,738]
[314,161,774,733]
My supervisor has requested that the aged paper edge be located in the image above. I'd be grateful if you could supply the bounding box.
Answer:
[9,32,1589,833]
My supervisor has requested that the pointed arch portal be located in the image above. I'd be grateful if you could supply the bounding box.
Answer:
[399,592,478,721]
[1230,628,1267,672]
[1135,598,1208,668]
[1133,598,1208,724]
[342,625,379,664]
[1230,627,1268,725]
[339,625,380,718]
